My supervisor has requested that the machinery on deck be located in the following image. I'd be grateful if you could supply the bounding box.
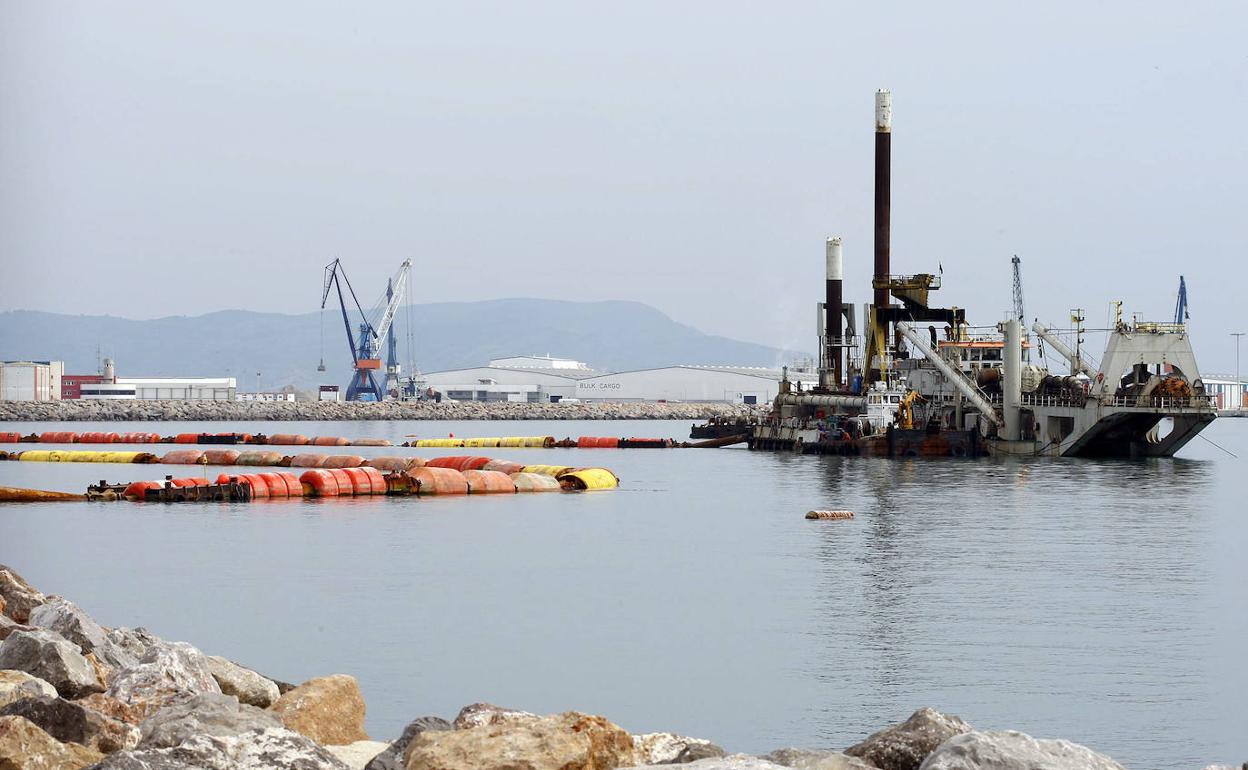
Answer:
[732,90,1215,459]
[320,258,413,402]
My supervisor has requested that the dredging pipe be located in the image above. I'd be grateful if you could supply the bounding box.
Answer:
[895,321,1003,427]
[1001,318,1023,441]
[776,393,868,409]
[1031,322,1097,378]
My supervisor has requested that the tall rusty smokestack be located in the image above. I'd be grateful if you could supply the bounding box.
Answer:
[873,89,891,310]
[825,237,843,387]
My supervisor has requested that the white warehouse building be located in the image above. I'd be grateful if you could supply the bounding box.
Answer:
[422,358,814,404]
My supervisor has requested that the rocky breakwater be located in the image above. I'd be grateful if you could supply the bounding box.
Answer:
[2,564,1237,770]
[0,400,766,423]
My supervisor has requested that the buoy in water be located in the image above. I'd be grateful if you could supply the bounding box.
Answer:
[805,510,854,520]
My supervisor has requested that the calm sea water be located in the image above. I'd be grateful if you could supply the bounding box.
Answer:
[1,418,1244,768]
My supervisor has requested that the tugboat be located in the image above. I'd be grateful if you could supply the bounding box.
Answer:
[715,90,1216,459]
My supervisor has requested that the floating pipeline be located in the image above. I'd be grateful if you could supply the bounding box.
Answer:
[806,510,855,520]
[17,450,158,464]
[0,486,88,502]
[406,436,555,449]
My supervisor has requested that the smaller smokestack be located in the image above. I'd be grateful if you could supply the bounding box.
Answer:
[875,89,892,132]
[825,237,844,387]
[103,358,115,384]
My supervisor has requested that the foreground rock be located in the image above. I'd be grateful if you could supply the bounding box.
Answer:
[0,669,58,708]
[633,732,726,764]
[74,693,146,727]
[0,694,139,752]
[452,702,539,730]
[0,566,47,624]
[364,716,452,770]
[0,714,103,769]
[29,599,137,671]
[270,674,369,746]
[0,399,765,423]
[105,641,220,717]
[0,629,105,699]
[844,708,972,770]
[138,693,280,749]
[328,740,392,769]
[404,710,636,770]
[918,730,1126,770]
[205,655,280,708]
[763,748,879,769]
[626,757,788,769]
[85,726,349,769]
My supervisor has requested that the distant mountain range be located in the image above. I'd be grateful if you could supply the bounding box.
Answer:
[0,300,806,392]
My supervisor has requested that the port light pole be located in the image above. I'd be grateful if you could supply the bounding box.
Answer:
[1234,332,1245,411]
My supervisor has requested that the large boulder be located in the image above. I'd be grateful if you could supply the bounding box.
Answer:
[633,732,726,764]
[105,641,220,717]
[1,614,35,642]
[0,629,105,699]
[403,710,636,770]
[622,758,788,769]
[844,708,972,770]
[0,566,46,623]
[205,655,280,708]
[328,740,392,769]
[138,692,280,749]
[74,693,146,726]
[29,598,137,671]
[917,730,1126,770]
[763,748,878,769]
[270,674,369,746]
[0,669,58,708]
[83,726,349,769]
[104,628,164,663]
[0,694,139,753]
[364,716,452,770]
[452,702,538,730]
[0,714,103,769]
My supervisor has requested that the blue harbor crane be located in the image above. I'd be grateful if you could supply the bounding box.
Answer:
[1174,275,1189,325]
[319,258,412,401]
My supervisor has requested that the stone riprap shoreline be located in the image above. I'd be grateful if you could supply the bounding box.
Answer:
[3,566,1233,770]
[0,400,767,423]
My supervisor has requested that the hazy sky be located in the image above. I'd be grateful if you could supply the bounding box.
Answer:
[2,2,1246,371]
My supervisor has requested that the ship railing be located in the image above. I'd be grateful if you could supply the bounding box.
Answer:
[1018,393,1088,409]
[1100,394,1213,410]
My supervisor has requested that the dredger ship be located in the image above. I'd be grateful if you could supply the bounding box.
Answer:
[740,91,1216,459]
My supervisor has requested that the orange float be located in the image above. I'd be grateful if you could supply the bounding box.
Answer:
[326,468,355,495]
[322,454,365,469]
[407,467,469,495]
[576,436,620,448]
[259,472,302,498]
[425,456,491,472]
[312,436,350,446]
[350,438,392,446]
[0,432,22,443]
[267,434,310,446]
[168,477,209,488]
[463,469,517,494]
[173,434,201,444]
[299,469,339,497]
[160,450,205,465]
[202,449,241,465]
[39,432,79,443]
[122,480,162,499]
[289,454,328,468]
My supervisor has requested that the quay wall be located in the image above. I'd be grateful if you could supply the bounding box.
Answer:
[0,399,767,423]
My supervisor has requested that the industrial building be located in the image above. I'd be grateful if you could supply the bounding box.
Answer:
[1204,374,1247,411]
[421,356,814,404]
[0,361,63,401]
[56,359,238,401]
